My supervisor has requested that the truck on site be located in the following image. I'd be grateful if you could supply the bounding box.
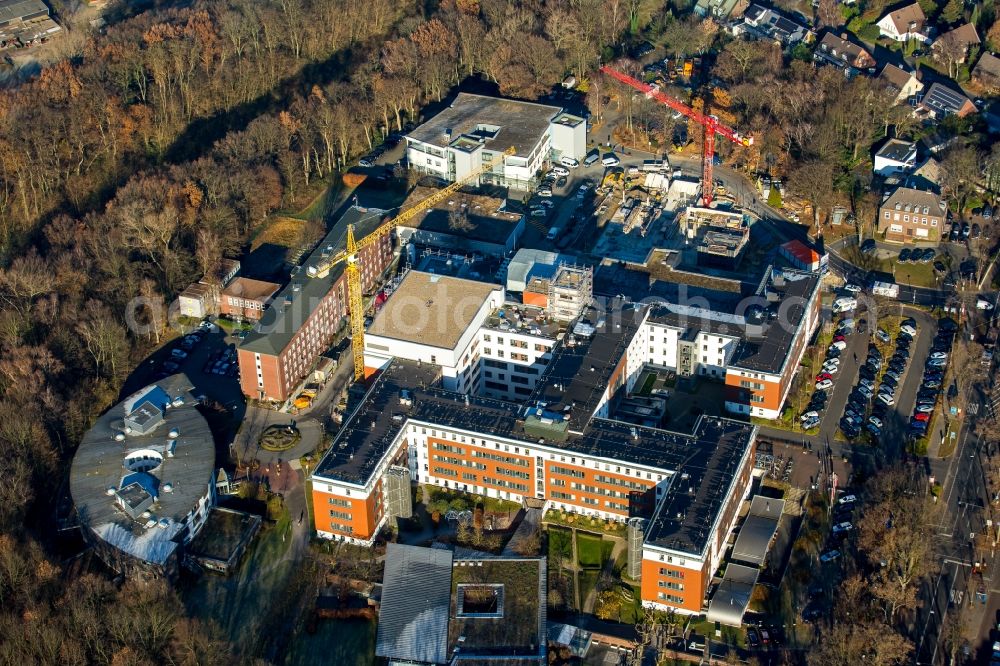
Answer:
[872,281,899,298]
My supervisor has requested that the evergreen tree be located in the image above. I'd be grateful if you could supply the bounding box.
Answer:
[941,0,964,25]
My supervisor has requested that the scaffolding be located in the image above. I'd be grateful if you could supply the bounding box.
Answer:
[627,517,645,581]
[547,263,593,323]
[384,466,413,520]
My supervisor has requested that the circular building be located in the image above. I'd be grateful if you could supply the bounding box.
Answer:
[70,374,217,578]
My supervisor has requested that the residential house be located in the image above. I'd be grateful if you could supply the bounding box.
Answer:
[876,3,931,43]
[973,52,1000,93]
[907,157,943,192]
[695,0,746,19]
[814,32,876,73]
[220,277,280,321]
[736,4,810,46]
[877,186,947,243]
[874,139,918,177]
[878,64,924,104]
[933,23,980,64]
[917,81,977,120]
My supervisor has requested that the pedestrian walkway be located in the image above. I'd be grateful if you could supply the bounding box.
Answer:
[502,507,541,556]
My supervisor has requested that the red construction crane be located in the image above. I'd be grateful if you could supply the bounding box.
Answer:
[599,64,752,206]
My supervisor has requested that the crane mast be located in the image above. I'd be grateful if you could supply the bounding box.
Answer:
[599,65,751,206]
[308,147,515,381]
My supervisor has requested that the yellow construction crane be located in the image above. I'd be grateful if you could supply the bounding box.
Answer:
[309,146,516,381]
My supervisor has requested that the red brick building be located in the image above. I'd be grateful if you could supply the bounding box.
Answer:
[237,206,394,402]
[220,277,280,321]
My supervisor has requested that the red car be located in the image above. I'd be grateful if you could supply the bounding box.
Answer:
[913,412,930,422]
[815,372,832,382]
[833,334,846,343]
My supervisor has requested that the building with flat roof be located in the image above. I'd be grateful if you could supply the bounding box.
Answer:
[312,292,775,616]
[69,375,216,578]
[0,0,59,46]
[395,186,526,256]
[874,138,918,177]
[406,93,587,191]
[237,205,394,402]
[376,544,547,664]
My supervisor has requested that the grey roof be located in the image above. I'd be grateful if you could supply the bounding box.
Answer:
[0,0,48,24]
[920,82,975,117]
[407,93,562,158]
[881,186,946,217]
[313,359,756,556]
[706,563,759,627]
[376,544,454,664]
[530,305,645,433]
[239,206,387,357]
[69,374,216,566]
[876,138,916,162]
[506,248,567,292]
[730,495,784,566]
[728,268,820,375]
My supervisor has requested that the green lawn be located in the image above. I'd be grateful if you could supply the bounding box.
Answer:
[576,532,613,568]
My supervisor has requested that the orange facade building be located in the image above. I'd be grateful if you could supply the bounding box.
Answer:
[310,305,759,616]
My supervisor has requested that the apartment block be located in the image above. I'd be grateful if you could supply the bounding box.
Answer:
[237,205,394,403]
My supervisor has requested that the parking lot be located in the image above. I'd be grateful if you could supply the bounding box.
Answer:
[125,320,247,419]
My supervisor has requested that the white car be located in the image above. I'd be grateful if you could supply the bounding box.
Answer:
[824,356,841,367]
[843,284,862,293]
[601,155,621,167]
[530,208,547,217]
[976,298,994,310]
[838,494,857,505]
[833,297,857,313]
[929,351,948,361]
[816,379,834,390]
[537,188,552,197]
[551,166,570,177]
[900,324,917,337]
[830,340,848,351]
[800,411,820,422]
[877,393,895,406]
[559,156,579,169]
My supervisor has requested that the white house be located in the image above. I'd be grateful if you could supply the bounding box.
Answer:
[874,139,918,177]
[876,3,931,43]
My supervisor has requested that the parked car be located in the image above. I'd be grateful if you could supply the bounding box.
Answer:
[915,403,935,413]
[816,379,834,390]
[844,283,862,293]
[832,522,853,535]
[875,328,891,343]
[860,239,877,255]
[830,340,848,351]
[802,416,821,430]
[877,393,895,406]
[820,550,841,563]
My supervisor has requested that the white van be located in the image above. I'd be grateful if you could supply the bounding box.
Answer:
[602,154,621,167]
[559,156,579,169]
[833,297,857,313]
